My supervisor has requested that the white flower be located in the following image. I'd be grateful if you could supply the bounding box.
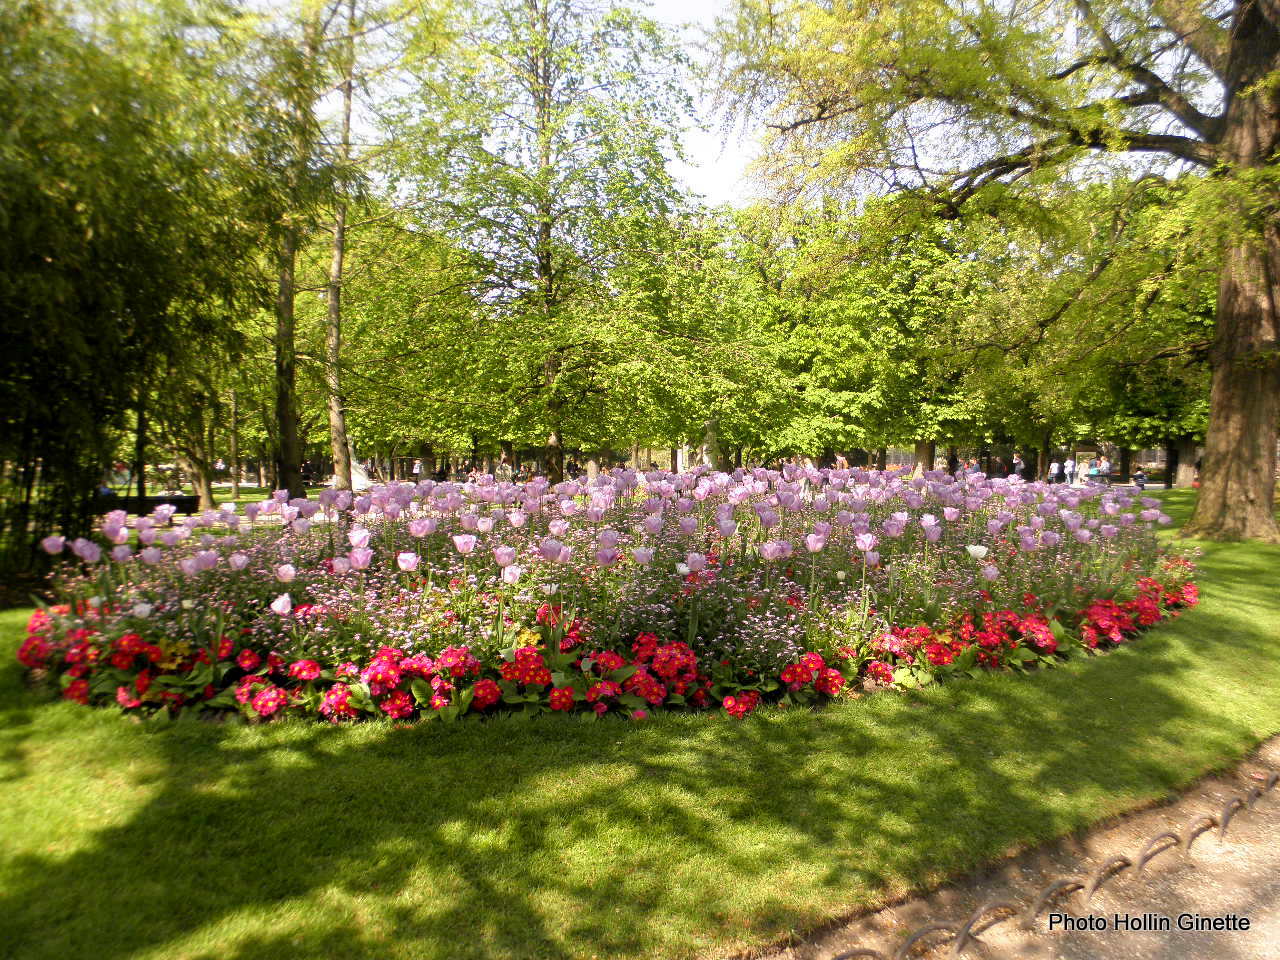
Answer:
[181,599,196,610]
[965,545,989,561]
[131,602,153,619]
[270,593,292,616]
[836,570,847,582]
[88,596,103,608]
[675,562,690,575]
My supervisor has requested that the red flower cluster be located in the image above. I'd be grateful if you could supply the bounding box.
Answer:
[500,646,552,686]
[721,690,760,718]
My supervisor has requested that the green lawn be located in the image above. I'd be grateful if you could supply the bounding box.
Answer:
[2,490,1278,960]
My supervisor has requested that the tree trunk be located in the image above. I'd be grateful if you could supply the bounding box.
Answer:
[326,0,355,492]
[1037,431,1051,480]
[1175,434,1199,488]
[229,389,240,500]
[275,227,305,499]
[1118,447,1132,485]
[1184,228,1280,538]
[134,389,147,502]
[911,439,935,477]
[178,455,216,512]
[1184,5,1280,540]
[546,425,564,484]
[874,447,887,471]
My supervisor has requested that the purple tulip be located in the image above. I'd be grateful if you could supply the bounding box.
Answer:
[41,535,65,554]
[332,556,352,575]
[70,538,101,564]
[502,564,524,585]
[981,564,1000,581]
[229,552,250,570]
[538,538,564,562]
[854,532,878,552]
[631,547,654,565]
[717,518,737,538]
[349,546,374,570]
[507,510,527,528]
[678,516,699,536]
[196,550,219,571]
[1074,529,1092,544]
[1100,524,1119,538]
[493,545,517,567]
[179,557,200,576]
[140,547,163,565]
[548,519,570,538]
[643,514,664,535]
[348,527,371,550]
[864,550,881,568]
[451,534,477,555]
[597,529,620,548]
[804,534,826,553]
[110,545,132,563]
[459,513,479,532]
[596,546,621,566]
[275,563,296,583]
[686,552,707,572]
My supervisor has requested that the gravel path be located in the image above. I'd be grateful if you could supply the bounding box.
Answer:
[760,738,1280,960]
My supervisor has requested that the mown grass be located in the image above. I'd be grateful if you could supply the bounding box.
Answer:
[1,490,1277,960]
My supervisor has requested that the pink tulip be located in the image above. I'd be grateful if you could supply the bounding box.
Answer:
[140,547,163,565]
[397,551,420,572]
[349,547,373,570]
[348,527,371,549]
[502,564,524,585]
[229,552,250,570]
[275,563,296,583]
[40,536,65,554]
[686,552,707,572]
[631,547,654,565]
[493,545,517,567]
[110,545,132,563]
[452,534,477,555]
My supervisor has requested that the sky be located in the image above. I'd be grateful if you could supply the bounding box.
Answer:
[644,0,761,207]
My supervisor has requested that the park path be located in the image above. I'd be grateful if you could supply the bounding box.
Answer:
[759,737,1280,960]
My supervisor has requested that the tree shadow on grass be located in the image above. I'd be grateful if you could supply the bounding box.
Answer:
[0,542,1277,960]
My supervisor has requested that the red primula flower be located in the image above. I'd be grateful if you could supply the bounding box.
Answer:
[319,684,358,722]
[236,649,261,672]
[62,678,90,705]
[251,685,288,717]
[288,660,321,681]
[721,690,760,718]
[865,660,894,685]
[116,685,141,709]
[814,668,844,696]
[549,686,576,711]
[470,678,501,711]
[379,690,414,719]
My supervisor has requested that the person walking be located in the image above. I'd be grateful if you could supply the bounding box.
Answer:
[1099,455,1112,486]
[1064,455,1076,486]
[1011,454,1025,479]
[1048,458,1061,484]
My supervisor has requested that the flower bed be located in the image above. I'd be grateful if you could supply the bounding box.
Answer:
[20,466,1197,723]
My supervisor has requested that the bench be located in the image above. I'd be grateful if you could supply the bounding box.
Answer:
[93,494,201,518]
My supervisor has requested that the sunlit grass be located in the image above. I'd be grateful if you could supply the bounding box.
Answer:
[1,491,1278,960]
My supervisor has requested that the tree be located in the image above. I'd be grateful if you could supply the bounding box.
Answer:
[718,0,1280,540]
[398,0,691,481]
